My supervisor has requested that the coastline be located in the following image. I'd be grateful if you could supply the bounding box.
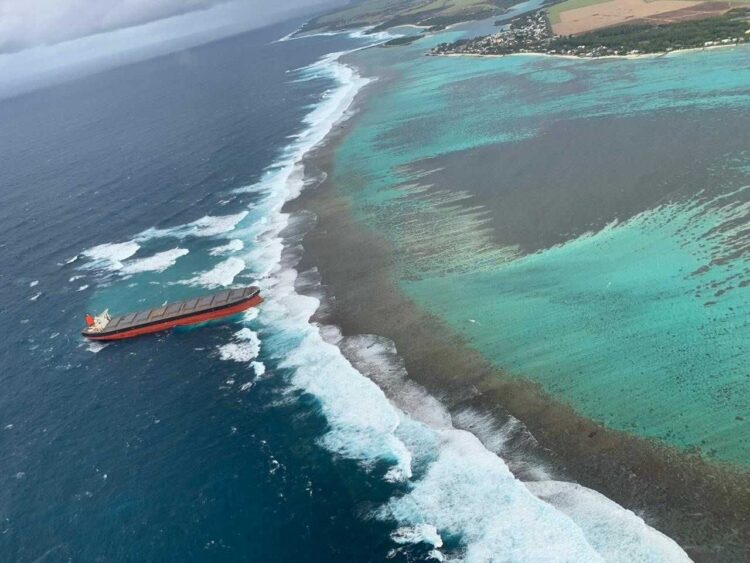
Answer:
[284,57,750,560]
[434,41,746,60]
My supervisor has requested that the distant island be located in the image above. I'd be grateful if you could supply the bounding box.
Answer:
[432,7,750,57]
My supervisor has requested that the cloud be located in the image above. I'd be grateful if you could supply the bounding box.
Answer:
[0,0,335,53]
[0,0,345,100]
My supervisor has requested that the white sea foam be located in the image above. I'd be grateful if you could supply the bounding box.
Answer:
[526,481,690,562]
[85,340,109,354]
[29,280,38,287]
[252,361,266,377]
[392,524,443,547]
[185,257,245,288]
[29,292,41,301]
[79,213,247,273]
[82,241,140,270]
[218,328,260,362]
[77,284,89,291]
[242,308,260,323]
[210,239,244,255]
[139,211,249,240]
[120,248,189,275]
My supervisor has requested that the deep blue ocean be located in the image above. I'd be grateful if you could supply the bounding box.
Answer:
[0,21,405,562]
[0,14,694,563]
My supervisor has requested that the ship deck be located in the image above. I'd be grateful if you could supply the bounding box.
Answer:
[85,286,260,337]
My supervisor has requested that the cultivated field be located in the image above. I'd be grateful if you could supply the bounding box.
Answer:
[302,0,509,32]
[548,0,742,35]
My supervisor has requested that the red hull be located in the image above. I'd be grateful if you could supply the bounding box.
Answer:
[85,294,263,341]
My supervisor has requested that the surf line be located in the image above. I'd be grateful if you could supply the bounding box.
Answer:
[236,34,690,561]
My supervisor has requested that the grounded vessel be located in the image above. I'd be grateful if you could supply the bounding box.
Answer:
[82,286,262,341]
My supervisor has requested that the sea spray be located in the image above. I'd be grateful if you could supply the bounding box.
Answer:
[185,257,245,288]
[120,248,189,275]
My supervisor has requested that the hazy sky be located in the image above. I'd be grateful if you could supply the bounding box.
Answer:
[0,0,341,53]
[0,0,347,99]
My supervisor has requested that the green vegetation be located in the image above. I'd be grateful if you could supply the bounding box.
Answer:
[382,34,425,45]
[434,7,750,56]
[550,9,750,53]
[298,0,516,34]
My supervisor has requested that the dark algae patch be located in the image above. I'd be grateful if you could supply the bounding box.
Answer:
[407,109,750,253]
[382,35,425,47]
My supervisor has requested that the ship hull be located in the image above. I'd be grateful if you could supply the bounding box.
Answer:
[82,287,262,341]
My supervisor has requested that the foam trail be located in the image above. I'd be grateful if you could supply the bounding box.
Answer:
[120,248,189,274]
[185,257,245,288]
[138,211,249,240]
[210,239,244,255]
[218,328,260,362]
[82,241,140,270]
[391,524,443,547]
[79,212,248,272]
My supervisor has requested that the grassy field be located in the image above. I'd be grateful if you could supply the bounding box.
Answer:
[300,0,513,33]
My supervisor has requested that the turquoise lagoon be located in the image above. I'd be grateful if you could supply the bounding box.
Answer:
[335,38,750,465]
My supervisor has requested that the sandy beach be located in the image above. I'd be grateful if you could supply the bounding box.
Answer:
[284,68,750,559]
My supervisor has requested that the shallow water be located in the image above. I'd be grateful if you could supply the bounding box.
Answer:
[335,38,750,465]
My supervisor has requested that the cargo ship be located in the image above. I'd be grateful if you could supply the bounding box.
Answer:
[82,286,262,341]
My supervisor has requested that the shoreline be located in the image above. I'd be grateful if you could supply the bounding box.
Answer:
[433,41,746,60]
[284,56,750,559]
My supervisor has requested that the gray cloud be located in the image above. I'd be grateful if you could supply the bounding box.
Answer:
[0,0,339,53]
[0,0,347,100]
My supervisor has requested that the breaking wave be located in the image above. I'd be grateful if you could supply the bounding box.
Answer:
[139,211,249,240]
[210,239,244,255]
[120,248,189,274]
[82,241,140,270]
[233,44,688,562]
[184,257,245,288]
[218,327,261,363]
